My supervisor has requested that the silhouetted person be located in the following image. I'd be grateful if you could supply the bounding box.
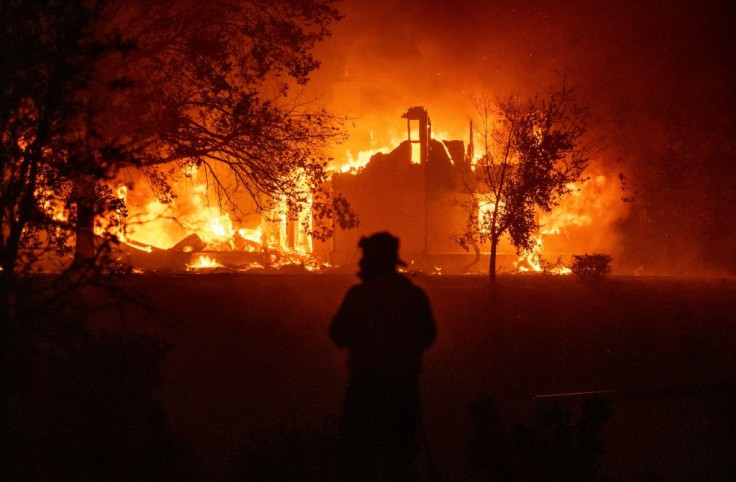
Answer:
[330,232,436,481]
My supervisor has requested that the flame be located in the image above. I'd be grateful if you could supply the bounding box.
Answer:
[238,227,262,244]
[105,163,327,272]
[187,255,223,270]
[333,127,458,174]
[243,261,266,270]
[115,165,265,251]
[338,148,381,173]
[43,197,68,223]
[513,235,572,275]
[331,133,410,174]
[477,199,503,234]
[514,236,545,273]
[510,176,616,275]
[539,181,593,235]
[473,177,612,275]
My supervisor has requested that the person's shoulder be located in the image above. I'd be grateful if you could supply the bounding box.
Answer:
[337,284,368,310]
[394,274,428,294]
[345,283,364,296]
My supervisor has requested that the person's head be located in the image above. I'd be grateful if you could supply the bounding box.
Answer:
[357,232,407,279]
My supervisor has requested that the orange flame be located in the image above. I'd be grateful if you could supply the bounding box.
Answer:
[186,255,223,271]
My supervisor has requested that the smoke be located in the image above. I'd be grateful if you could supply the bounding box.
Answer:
[313,0,733,126]
[308,0,735,275]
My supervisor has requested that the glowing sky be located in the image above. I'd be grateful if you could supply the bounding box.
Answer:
[308,0,735,272]
[312,0,733,156]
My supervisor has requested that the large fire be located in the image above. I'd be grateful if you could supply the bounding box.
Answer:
[107,165,325,272]
[100,112,619,275]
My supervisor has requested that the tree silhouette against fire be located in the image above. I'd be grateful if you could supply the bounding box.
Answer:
[457,83,595,281]
[0,0,348,469]
[0,0,352,280]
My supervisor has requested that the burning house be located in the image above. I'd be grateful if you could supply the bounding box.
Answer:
[112,106,474,273]
[112,165,321,273]
[328,106,477,271]
[109,104,612,275]
[325,107,622,275]
[111,107,525,274]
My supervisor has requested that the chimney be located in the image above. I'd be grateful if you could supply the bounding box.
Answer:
[401,106,430,164]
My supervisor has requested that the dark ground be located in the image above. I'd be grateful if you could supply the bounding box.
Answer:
[111,273,736,480]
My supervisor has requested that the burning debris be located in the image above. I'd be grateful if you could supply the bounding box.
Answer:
[331,107,473,272]
[110,169,328,273]
[115,232,327,274]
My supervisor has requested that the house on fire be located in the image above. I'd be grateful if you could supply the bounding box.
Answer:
[324,106,484,271]
[115,106,524,273]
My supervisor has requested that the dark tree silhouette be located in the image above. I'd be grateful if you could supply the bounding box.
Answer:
[1,1,136,457]
[457,83,595,281]
[0,0,347,471]
[616,108,736,275]
[101,0,354,247]
[1,0,350,277]
[0,0,133,274]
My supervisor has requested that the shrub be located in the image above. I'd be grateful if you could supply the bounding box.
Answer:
[571,253,612,281]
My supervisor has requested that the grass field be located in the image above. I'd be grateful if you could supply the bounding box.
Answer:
[115,273,736,480]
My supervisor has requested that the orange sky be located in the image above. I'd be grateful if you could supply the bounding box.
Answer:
[309,0,733,161]
[303,0,734,272]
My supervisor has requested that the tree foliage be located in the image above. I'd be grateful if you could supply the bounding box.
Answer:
[1,0,350,279]
[615,108,736,275]
[457,83,594,280]
[0,0,135,277]
[0,0,348,461]
[112,0,352,235]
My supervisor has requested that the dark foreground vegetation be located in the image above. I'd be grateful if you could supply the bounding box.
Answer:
[7,274,736,480]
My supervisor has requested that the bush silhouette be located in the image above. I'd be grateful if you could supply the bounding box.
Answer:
[571,254,613,281]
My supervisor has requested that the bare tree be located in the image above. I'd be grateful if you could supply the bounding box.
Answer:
[457,83,594,282]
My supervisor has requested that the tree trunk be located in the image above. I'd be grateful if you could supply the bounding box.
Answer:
[72,176,96,266]
[0,272,13,466]
[489,236,498,283]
